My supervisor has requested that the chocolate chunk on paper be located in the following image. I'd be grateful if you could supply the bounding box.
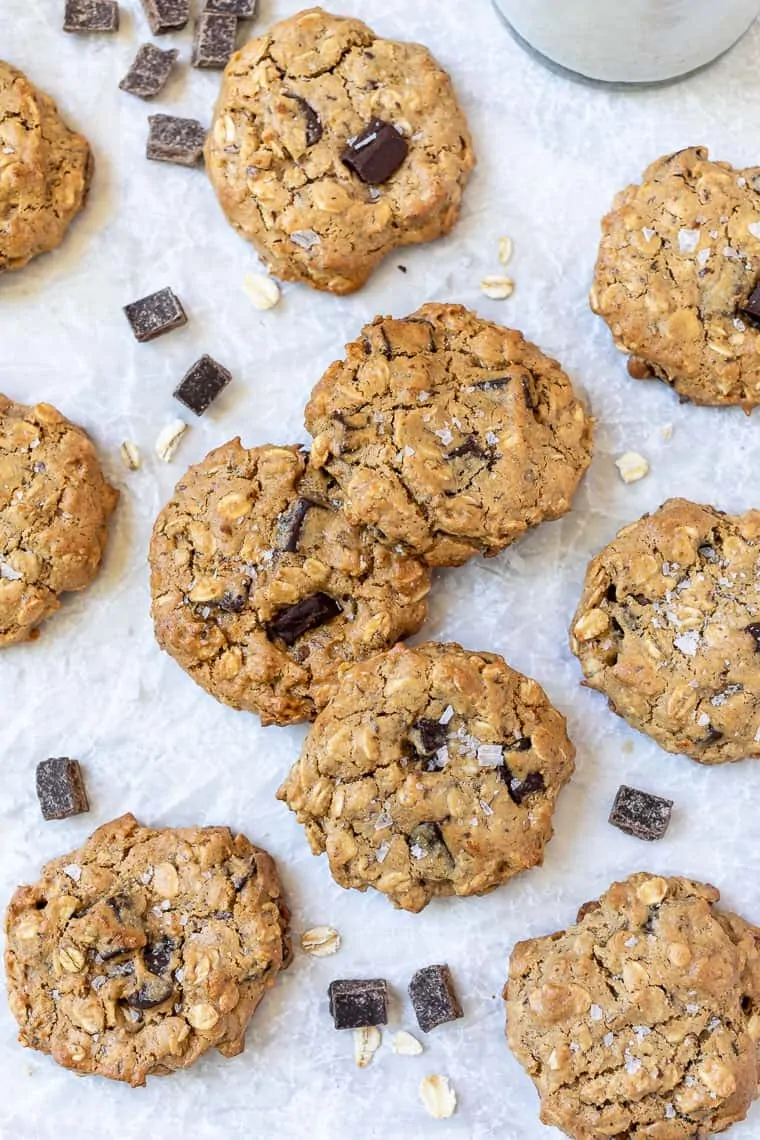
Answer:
[409,964,463,1033]
[328,979,388,1030]
[124,287,187,342]
[192,12,238,68]
[147,115,207,166]
[141,0,189,34]
[609,784,673,841]
[64,0,119,32]
[205,0,257,13]
[36,758,89,821]
[120,44,178,100]
[173,354,232,415]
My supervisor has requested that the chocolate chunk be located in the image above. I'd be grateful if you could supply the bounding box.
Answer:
[218,582,250,613]
[64,0,119,32]
[475,377,510,390]
[328,979,388,1030]
[609,784,673,841]
[173,354,232,416]
[409,964,463,1033]
[192,12,238,68]
[123,287,187,343]
[275,498,313,553]
[266,593,341,646]
[342,119,408,185]
[409,821,450,861]
[205,0,257,12]
[143,937,176,975]
[446,436,485,460]
[36,758,89,821]
[284,93,323,147]
[124,974,174,1009]
[739,284,760,327]
[147,114,207,166]
[747,623,760,651]
[409,718,448,756]
[500,764,544,805]
[119,44,178,100]
[698,543,719,563]
[140,0,189,34]
[505,737,532,752]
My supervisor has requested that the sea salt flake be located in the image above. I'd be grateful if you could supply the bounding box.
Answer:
[439,705,454,725]
[603,1032,614,1047]
[0,562,22,581]
[417,390,430,402]
[479,799,493,816]
[624,1050,642,1075]
[735,317,747,332]
[707,1017,721,1031]
[642,227,656,241]
[63,864,82,882]
[485,431,499,445]
[633,1026,651,1042]
[374,810,392,830]
[678,228,701,253]
[754,725,760,743]
[697,712,710,726]
[410,843,425,860]
[376,841,391,863]
[665,1103,676,1119]
[624,936,638,948]
[738,177,747,187]
[289,229,320,249]
[569,1042,580,1053]
[140,867,154,884]
[674,630,700,657]
[590,1004,603,1022]
[748,221,760,239]
[723,245,741,260]
[477,743,503,767]
[696,248,710,267]
[435,746,449,768]
[434,427,453,446]
[685,1075,696,1087]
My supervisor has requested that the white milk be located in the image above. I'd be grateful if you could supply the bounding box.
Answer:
[493,0,760,83]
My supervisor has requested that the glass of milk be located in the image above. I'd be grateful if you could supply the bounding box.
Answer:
[492,0,760,84]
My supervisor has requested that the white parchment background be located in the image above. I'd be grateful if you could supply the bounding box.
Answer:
[3,2,760,1137]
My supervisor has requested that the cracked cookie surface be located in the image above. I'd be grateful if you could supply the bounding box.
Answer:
[305,303,593,566]
[0,61,92,273]
[149,441,430,725]
[571,498,760,765]
[505,873,760,1139]
[591,147,760,408]
[277,642,575,913]
[0,395,118,646]
[5,814,290,1087]
[204,8,475,294]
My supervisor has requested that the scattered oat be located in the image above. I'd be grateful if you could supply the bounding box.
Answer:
[354,1025,382,1068]
[498,235,513,265]
[243,273,281,310]
[615,451,649,484]
[155,419,188,463]
[661,423,673,441]
[300,926,341,957]
[119,441,141,471]
[420,1074,457,1119]
[392,1030,423,1056]
[480,275,514,300]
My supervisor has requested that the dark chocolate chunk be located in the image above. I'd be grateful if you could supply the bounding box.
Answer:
[409,822,450,860]
[123,287,187,343]
[119,44,178,100]
[275,498,313,553]
[342,119,408,185]
[474,376,510,390]
[284,93,322,147]
[143,937,176,975]
[124,974,174,1009]
[698,543,719,563]
[747,623,760,651]
[192,12,238,68]
[409,718,448,757]
[140,0,189,34]
[739,284,760,327]
[36,758,89,821]
[328,979,388,1030]
[218,581,250,613]
[505,736,532,752]
[499,763,544,805]
[609,785,673,841]
[205,0,257,12]
[64,0,119,32]
[266,593,341,646]
[147,114,207,166]
[398,265,407,273]
[446,436,485,460]
[173,354,232,416]
[409,964,463,1033]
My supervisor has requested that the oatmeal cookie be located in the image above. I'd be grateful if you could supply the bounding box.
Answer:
[306,303,593,566]
[571,498,760,764]
[591,147,760,409]
[204,8,475,294]
[5,813,291,1086]
[0,395,118,646]
[505,873,760,1139]
[277,642,575,913]
[149,441,430,725]
[0,61,92,273]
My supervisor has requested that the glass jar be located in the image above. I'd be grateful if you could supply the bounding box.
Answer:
[492,0,760,85]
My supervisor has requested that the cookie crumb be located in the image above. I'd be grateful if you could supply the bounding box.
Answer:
[243,273,281,310]
[354,1025,382,1068]
[392,1030,423,1055]
[300,926,341,957]
[120,442,141,471]
[480,275,514,300]
[155,419,188,463]
[615,451,649,484]
[420,1074,456,1119]
[498,236,513,265]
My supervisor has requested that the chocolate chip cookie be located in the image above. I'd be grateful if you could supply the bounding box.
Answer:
[0,61,92,273]
[0,395,118,646]
[591,147,760,409]
[306,304,593,566]
[277,642,575,913]
[505,873,760,1139]
[149,441,430,725]
[5,814,290,1086]
[571,498,760,765]
[204,8,475,294]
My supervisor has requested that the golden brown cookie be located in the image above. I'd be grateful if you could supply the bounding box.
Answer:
[591,147,760,409]
[204,8,475,294]
[4,814,291,1087]
[277,642,575,913]
[149,441,430,725]
[306,303,593,566]
[0,61,92,273]
[570,498,760,764]
[505,873,760,1139]
[0,395,118,646]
